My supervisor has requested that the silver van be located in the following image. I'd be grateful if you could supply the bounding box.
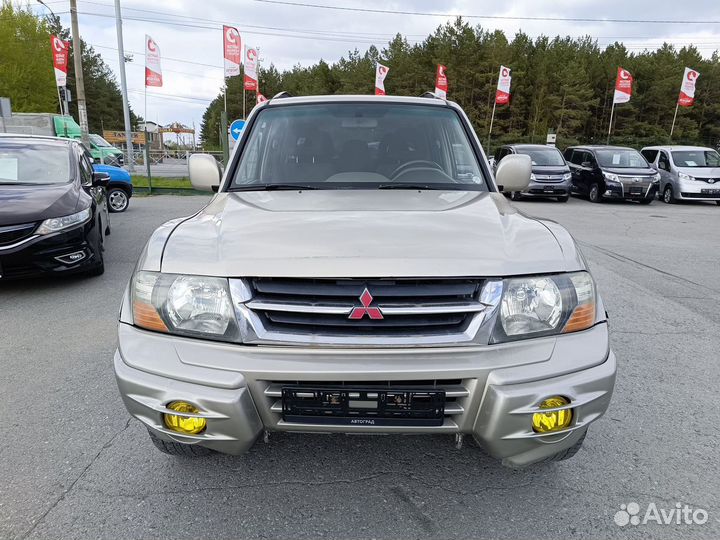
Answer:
[641,145,720,205]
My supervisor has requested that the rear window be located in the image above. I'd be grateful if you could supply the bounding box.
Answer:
[0,142,71,185]
[231,103,488,190]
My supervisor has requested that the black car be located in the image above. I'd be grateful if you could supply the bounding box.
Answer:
[493,144,572,202]
[564,145,660,204]
[0,135,110,279]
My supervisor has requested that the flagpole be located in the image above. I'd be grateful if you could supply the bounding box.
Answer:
[669,102,679,140]
[606,102,615,145]
[487,101,497,156]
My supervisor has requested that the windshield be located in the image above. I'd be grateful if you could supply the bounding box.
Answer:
[0,142,71,185]
[89,134,113,148]
[595,149,648,168]
[516,147,565,167]
[671,150,720,168]
[230,103,487,190]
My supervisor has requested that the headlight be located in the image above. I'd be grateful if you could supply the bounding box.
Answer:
[562,172,572,181]
[678,171,695,182]
[652,173,661,183]
[131,271,239,341]
[36,207,91,235]
[602,172,620,184]
[530,173,537,181]
[492,272,596,343]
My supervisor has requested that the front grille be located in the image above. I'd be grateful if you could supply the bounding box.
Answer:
[0,222,36,247]
[682,192,720,199]
[533,175,565,183]
[246,277,486,338]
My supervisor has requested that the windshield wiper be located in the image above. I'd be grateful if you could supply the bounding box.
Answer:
[230,183,320,191]
[378,183,445,190]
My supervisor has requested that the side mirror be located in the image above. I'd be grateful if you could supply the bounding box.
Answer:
[189,154,221,192]
[93,157,102,164]
[495,154,531,192]
[488,157,496,169]
[92,171,110,188]
[581,161,593,169]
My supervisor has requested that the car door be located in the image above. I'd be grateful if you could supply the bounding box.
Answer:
[572,150,592,195]
[657,150,673,194]
[78,146,108,234]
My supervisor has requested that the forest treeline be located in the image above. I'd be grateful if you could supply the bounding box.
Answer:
[0,2,137,133]
[201,18,720,152]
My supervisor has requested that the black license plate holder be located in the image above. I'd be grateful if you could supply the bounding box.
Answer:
[629,187,643,195]
[281,387,446,427]
[701,189,720,195]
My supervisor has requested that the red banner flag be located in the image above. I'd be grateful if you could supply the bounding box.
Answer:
[51,36,70,87]
[435,65,448,99]
[495,65,511,105]
[223,26,242,77]
[244,47,258,91]
[678,67,699,107]
[375,63,389,95]
[257,93,268,104]
[145,35,162,87]
[613,67,632,104]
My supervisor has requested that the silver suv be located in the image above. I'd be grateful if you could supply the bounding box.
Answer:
[641,145,720,205]
[114,95,616,467]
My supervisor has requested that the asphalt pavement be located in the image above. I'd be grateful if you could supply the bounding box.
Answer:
[1,194,718,540]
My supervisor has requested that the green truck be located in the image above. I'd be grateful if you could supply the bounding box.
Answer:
[3,113,125,166]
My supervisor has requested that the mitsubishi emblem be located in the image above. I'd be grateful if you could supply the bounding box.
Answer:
[348,288,384,320]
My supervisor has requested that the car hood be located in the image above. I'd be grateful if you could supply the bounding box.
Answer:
[0,183,80,226]
[603,167,656,176]
[93,164,132,183]
[676,166,720,179]
[161,190,577,278]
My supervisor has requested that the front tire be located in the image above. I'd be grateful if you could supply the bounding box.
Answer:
[108,187,129,213]
[588,183,601,203]
[663,185,675,204]
[557,195,569,203]
[148,430,212,457]
[510,191,522,201]
[639,197,653,205]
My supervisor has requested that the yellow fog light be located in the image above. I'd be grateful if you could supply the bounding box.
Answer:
[163,401,207,435]
[532,396,572,433]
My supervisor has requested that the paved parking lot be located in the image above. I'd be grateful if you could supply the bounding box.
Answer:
[1,195,719,540]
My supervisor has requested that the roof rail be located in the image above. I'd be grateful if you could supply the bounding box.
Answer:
[271,91,293,101]
[420,91,441,99]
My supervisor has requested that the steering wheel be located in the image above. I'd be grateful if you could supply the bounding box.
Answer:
[389,160,444,180]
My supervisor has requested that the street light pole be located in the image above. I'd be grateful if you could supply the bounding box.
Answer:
[114,0,134,170]
[69,0,89,145]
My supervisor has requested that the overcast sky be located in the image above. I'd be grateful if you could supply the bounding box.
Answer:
[37,0,720,135]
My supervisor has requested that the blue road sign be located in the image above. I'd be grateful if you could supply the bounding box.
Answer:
[230,119,245,141]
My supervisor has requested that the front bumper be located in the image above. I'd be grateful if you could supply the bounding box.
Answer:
[677,180,720,201]
[603,182,658,201]
[0,224,100,280]
[521,179,571,197]
[114,321,616,467]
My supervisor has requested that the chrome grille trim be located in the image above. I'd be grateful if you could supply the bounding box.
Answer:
[231,278,498,347]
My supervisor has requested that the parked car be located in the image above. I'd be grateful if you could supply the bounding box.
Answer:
[641,145,720,205]
[493,144,572,202]
[0,134,110,279]
[564,145,659,204]
[114,94,615,468]
[93,163,133,212]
